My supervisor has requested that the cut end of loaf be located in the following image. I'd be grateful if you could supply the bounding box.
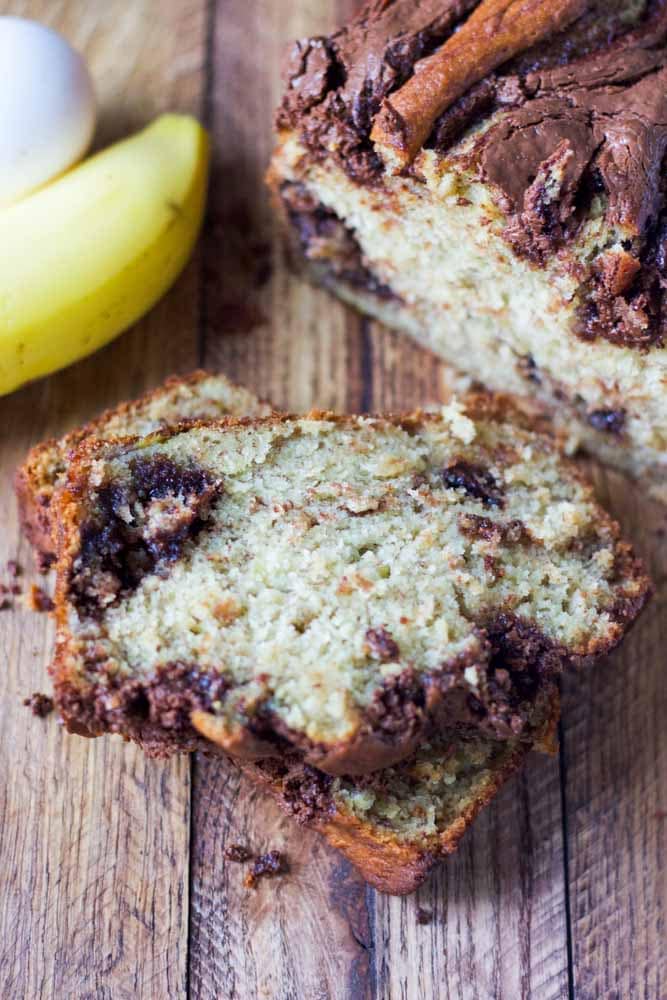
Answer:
[272,0,667,492]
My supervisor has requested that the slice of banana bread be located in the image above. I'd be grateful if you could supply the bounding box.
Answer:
[15,371,271,567]
[51,397,649,771]
[239,725,548,894]
[271,0,667,497]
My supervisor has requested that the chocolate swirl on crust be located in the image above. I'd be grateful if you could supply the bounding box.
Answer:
[470,8,667,347]
[277,0,480,184]
[370,0,589,169]
[278,1,652,183]
[278,1,667,348]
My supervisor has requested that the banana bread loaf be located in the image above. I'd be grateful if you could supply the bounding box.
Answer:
[271,0,667,498]
[15,371,271,567]
[51,397,649,770]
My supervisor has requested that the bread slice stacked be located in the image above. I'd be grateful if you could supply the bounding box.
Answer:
[16,374,650,893]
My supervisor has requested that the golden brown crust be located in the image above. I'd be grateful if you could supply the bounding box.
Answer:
[370,0,588,170]
[190,705,426,773]
[299,726,426,776]
[14,460,54,568]
[190,710,278,761]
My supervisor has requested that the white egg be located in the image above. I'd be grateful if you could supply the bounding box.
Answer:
[0,17,96,207]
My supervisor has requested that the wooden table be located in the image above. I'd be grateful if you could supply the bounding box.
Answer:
[0,2,664,997]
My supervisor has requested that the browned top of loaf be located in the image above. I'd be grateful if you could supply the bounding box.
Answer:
[277,1,667,350]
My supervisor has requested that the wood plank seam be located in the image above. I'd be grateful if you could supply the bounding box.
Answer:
[558,722,577,1000]
[198,0,218,371]
[360,318,375,415]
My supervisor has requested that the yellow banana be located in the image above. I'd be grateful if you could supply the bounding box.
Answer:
[0,113,209,396]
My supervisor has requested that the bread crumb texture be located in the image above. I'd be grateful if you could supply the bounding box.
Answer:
[54,407,647,757]
[335,736,514,842]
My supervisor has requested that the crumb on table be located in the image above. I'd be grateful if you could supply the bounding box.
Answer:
[243,851,288,889]
[0,559,24,609]
[224,843,252,863]
[23,692,54,718]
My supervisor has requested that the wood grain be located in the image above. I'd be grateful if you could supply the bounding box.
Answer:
[561,468,667,1000]
[0,1,664,998]
[0,2,206,996]
[371,754,569,1000]
[189,756,375,1000]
